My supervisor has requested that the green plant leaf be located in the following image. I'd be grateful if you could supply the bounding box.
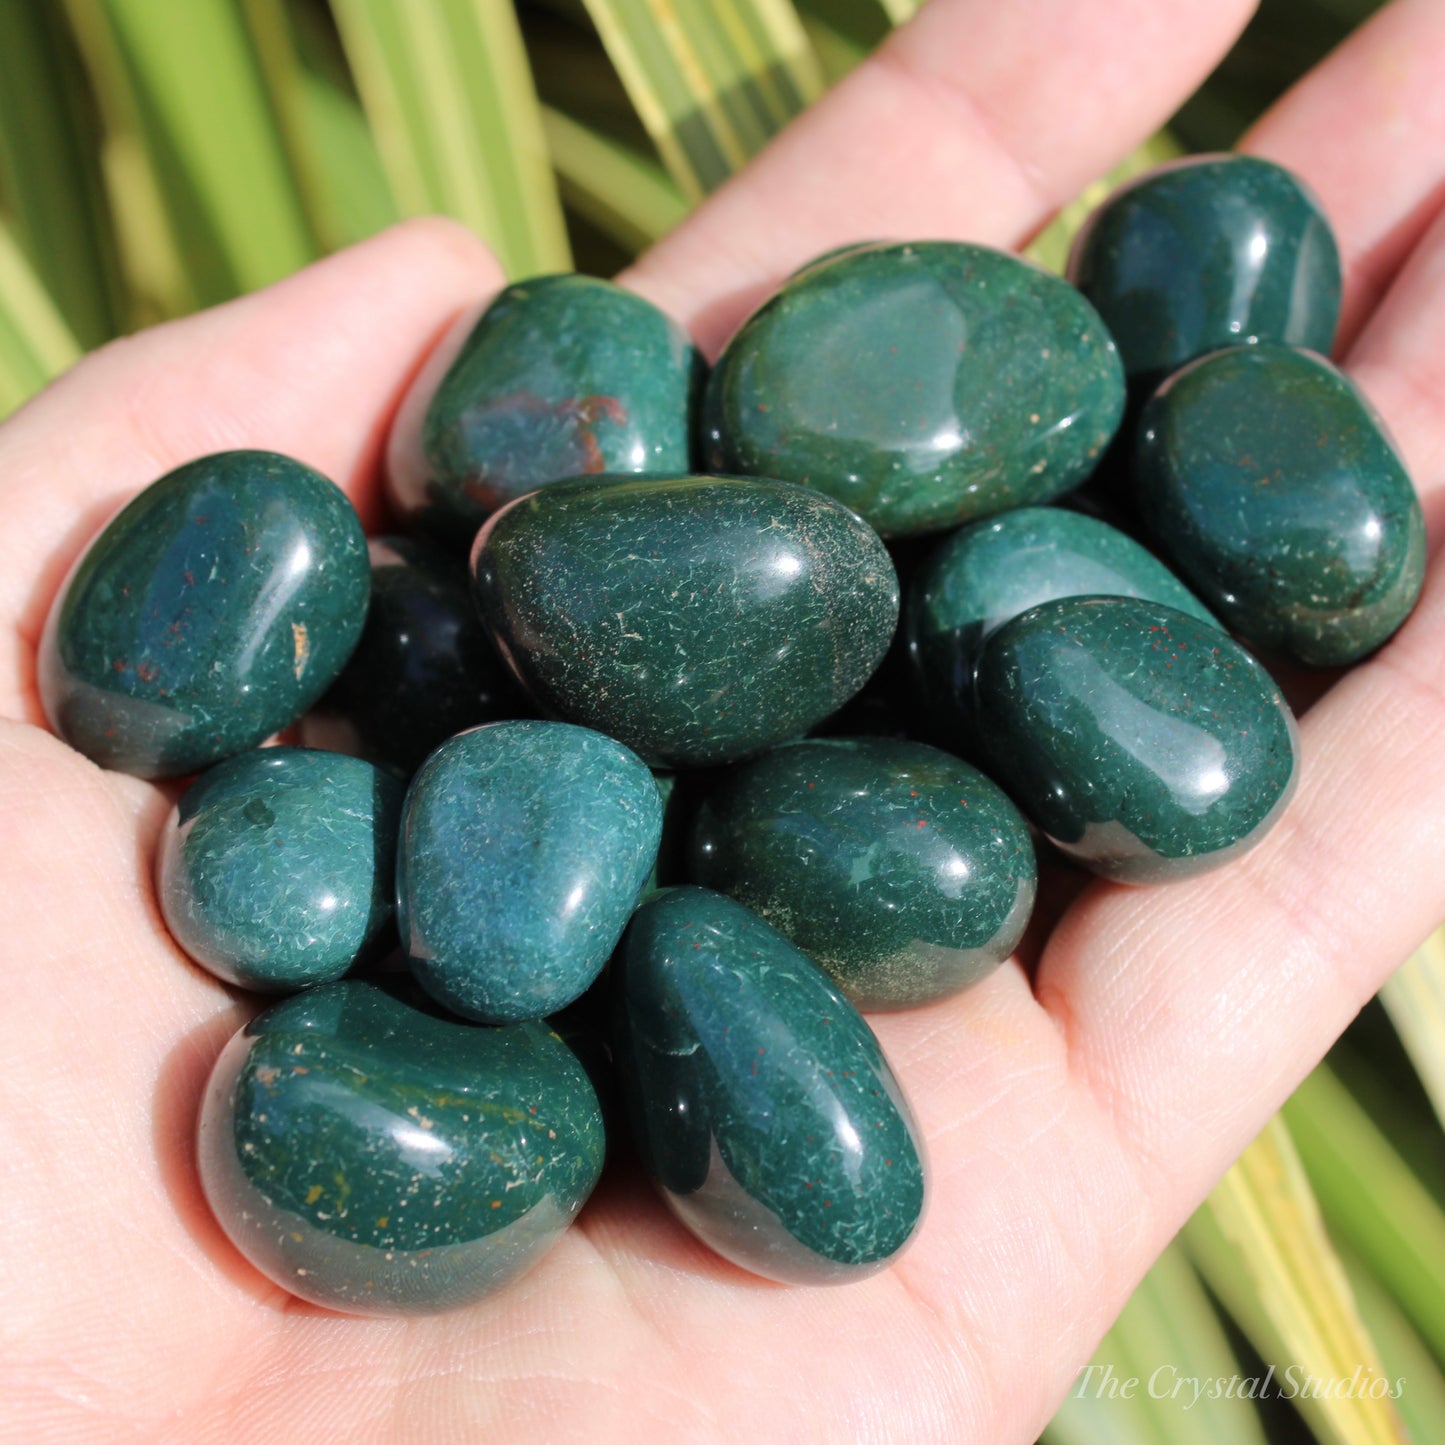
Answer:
[0,219,81,418]
[1284,1063,1445,1367]
[62,0,317,311]
[0,3,122,347]
[1380,927,1445,1134]
[330,0,571,278]
[1186,1116,1408,1445]
[579,0,823,200]
[1043,1243,1268,1445]
[541,105,686,256]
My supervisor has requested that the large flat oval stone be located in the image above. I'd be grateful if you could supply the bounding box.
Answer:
[703,241,1125,537]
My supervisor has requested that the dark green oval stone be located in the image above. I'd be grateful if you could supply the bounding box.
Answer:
[299,536,532,777]
[471,475,899,768]
[975,597,1298,882]
[1135,345,1425,666]
[613,887,925,1282]
[39,450,369,778]
[690,737,1035,1010]
[398,721,662,1023]
[158,747,404,992]
[197,980,605,1315]
[1068,154,1342,393]
[390,274,701,549]
[907,506,1219,748]
[703,241,1125,537]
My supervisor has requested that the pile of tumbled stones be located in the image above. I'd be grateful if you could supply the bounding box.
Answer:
[37,154,1421,1313]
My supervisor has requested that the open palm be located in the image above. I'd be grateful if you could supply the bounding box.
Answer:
[7,1,1445,1438]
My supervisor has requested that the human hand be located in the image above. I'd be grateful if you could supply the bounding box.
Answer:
[5,1,1445,1438]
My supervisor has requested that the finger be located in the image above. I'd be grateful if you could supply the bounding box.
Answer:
[622,0,1256,352]
[1343,199,1445,533]
[0,218,504,712]
[1029,558,1445,1218]
[1243,0,1445,347]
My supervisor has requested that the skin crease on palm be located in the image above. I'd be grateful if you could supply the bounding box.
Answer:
[8,0,1445,1438]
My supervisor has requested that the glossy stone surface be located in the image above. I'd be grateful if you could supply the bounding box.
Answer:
[158,748,404,992]
[472,476,899,768]
[39,450,369,778]
[198,980,604,1315]
[1136,345,1425,666]
[907,506,1219,749]
[300,536,531,777]
[975,597,1298,882]
[1069,154,1341,392]
[398,721,662,1023]
[613,887,925,1282]
[703,241,1125,537]
[390,274,701,548]
[691,738,1035,1010]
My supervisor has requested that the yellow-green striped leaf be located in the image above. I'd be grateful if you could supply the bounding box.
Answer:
[1186,1115,1408,1445]
[1381,927,1445,1133]
[330,0,571,278]
[580,0,823,200]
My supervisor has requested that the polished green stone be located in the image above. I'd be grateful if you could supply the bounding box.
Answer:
[158,748,404,992]
[613,887,925,1282]
[703,241,1125,537]
[398,721,662,1023]
[1135,345,1425,666]
[906,506,1219,750]
[300,536,531,777]
[1069,154,1341,393]
[197,980,604,1315]
[975,597,1298,882]
[690,738,1035,1010]
[471,475,899,768]
[39,450,369,778]
[390,274,701,549]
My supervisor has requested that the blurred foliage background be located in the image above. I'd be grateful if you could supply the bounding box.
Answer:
[6,2,1444,1442]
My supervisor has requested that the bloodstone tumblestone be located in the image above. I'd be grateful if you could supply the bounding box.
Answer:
[690,737,1035,1009]
[1135,345,1425,666]
[613,887,926,1283]
[471,475,899,768]
[907,506,1218,750]
[300,535,531,776]
[1068,154,1342,393]
[198,980,605,1315]
[388,274,701,549]
[158,748,404,992]
[974,597,1299,883]
[398,721,662,1023]
[39,450,369,778]
[703,241,1125,537]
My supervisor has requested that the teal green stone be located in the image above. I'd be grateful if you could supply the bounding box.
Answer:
[690,738,1035,1010]
[471,475,899,768]
[39,450,369,778]
[158,748,404,992]
[1069,154,1342,393]
[975,597,1299,883]
[197,980,605,1315]
[703,241,1125,537]
[613,887,925,1282]
[398,721,662,1023]
[1135,345,1425,666]
[393,274,701,548]
[906,506,1219,749]
[300,536,532,777]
